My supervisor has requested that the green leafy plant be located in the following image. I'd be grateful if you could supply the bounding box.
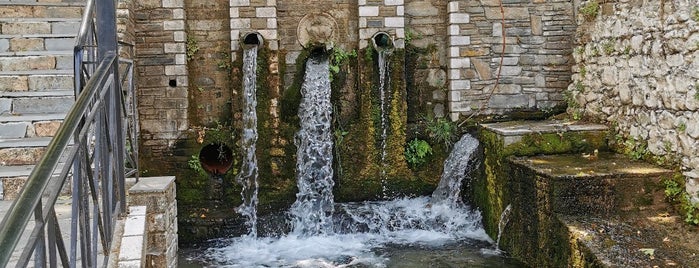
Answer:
[186,37,199,62]
[664,178,699,225]
[580,1,600,20]
[678,123,687,132]
[217,51,232,70]
[405,138,432,169]
[424,116,458,148]
[188,154,206,175]
[330,47,357,81]
[692,6,699,21]
[579,65,587,78]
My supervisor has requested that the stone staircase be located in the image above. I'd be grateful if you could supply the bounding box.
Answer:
[0,1,83,200]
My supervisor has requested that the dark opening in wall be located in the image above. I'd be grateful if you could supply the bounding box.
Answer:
[243,32,263,46]
[198,143,233,176]
[169,79,177,87]
[372,32,392,49]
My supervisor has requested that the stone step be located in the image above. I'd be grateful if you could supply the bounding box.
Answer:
[0,34,75,53]
[0,2,84,19]
[509,152,672,217]
[0,137,49,166]
[0,18,81,35]
[0,113,65,138]
[0,71,73,91]
[0,54,72,71]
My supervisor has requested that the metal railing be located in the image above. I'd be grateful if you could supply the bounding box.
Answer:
[0,0,138,265]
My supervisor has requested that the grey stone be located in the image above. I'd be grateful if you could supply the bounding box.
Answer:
[12,97,74,114]
[488,94,528,108]
[51,21,80,34]
[427,69,445,87]
[472,58,492,80]
[0,39,8,52]
[44,38,75,51]
[0,123,28,139]
[28,75,72,90]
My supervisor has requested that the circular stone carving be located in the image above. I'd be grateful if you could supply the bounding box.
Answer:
[297,12,339,49]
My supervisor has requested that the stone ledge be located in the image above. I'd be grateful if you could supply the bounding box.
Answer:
[128,176,176,194]
[481,120,608,136]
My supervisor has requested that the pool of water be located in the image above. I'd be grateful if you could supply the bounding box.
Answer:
[177,197,526,268]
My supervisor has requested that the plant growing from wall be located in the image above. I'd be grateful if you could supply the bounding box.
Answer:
[602,41,615,55]
[424,116,458,148]
[330,47,357,81]
[405,138,432,169]
[692,6,699,21]
[580,1,600,21]
[186,36,199,62]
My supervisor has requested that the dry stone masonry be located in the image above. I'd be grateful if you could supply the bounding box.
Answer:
[447,0,575,120]
[569,0,699,202]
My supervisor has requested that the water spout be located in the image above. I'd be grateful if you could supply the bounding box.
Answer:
[235,43,261,237]
[289,52,335,236]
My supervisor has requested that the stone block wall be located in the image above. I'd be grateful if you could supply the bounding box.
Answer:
[569,0,699,202]
[128,176,178,268]
[230,0,279,53]
[358,0,406,49]
[133,0,189,159]
[447,0,575,120]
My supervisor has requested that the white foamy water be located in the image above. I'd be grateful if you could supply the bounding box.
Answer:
[202,197,491,267]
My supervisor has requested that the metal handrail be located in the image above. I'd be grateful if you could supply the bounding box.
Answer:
[0,0,137,265]
[0,54,117,266]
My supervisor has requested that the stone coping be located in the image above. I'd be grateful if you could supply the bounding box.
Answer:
[481,120,608,136]
[509,152,672,179]
[128,176,175,193]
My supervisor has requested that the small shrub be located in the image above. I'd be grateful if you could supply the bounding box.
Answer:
[186,37,199,62]
[580,1,600,20]
[405,138,432,169]
[424,116,458,148]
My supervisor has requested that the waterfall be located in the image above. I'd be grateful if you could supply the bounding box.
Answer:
[431,134,480,205]
[289,54,335,236]
[377,50,390,198]
[235,46,260,236]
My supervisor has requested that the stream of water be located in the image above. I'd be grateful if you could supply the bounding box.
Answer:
[377,50,390,198]
[235,46,261,237]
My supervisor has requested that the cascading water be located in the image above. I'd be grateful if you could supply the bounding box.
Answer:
[194,133,529,267]
[431,134,480,205]
[377,49,390,198]
[234,46,260,236]
[288,53,335,236]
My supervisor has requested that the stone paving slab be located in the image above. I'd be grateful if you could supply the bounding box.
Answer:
[481,120,608,136]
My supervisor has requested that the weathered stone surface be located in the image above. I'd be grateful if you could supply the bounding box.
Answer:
[0,148,45,166]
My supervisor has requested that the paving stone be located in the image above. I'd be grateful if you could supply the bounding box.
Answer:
[0,122,29,139]
[12,96,74,114]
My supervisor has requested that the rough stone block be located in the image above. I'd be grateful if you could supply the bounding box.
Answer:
[450,36,470,46]
[230,18,250,29]
[8,38,43,52]
[385,0,402,6]
[448,1,459,13]
[488,94,529,108]
[230,0,250,7]
[255,7,275,17]
[162,0,183,8]
[450,79,471,90]
[119,236,145,261]
[163,20,184,31]
[0,39,8,52]
[485,7,529,20]
[2,22,50,35]
[0,76,29,91]
[2,177,27,201]
[449,57,470,69]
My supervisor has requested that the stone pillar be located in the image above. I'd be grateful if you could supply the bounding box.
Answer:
[358,0,405,49]
[446,1,470,121]
[128,176,178,268]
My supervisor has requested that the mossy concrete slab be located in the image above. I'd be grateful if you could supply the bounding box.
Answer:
[510,153,672,216]
[481,120,608,147]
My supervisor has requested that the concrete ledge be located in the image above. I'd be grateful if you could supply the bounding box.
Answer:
[118,206,147,268]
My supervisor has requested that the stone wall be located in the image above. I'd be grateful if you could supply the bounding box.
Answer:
[569,0,699,202]
[447,0,575,120]
[133,0,189,161]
